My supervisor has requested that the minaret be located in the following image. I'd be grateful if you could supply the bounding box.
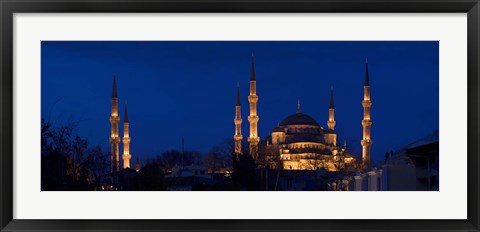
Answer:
[361,58,373,167]
[325,86,337,147]
[327,86,336,131]
[247,52,260,157]
[234,83,243,155]
[122,101,132,169]
[109,72,120,172]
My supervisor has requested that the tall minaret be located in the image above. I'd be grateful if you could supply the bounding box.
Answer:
[327,86,336,131]
[234,83,243,155]
[247,52,260,157]
[361,58,373,166]
[122,101,132,169]
[109,73,120,172]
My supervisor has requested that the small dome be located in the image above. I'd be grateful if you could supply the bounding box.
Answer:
[279,113,319,126]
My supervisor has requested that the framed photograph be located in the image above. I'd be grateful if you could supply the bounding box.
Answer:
[1,0,479,231]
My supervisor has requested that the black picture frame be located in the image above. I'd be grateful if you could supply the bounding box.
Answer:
[1,0,479,231]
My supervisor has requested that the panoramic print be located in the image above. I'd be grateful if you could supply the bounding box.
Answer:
[41,41,439,191]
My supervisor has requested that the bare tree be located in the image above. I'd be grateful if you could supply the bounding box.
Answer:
[41,119,109,190]
[297,153,325,171]
[203,139,237,171]
[153,149,203,173]
[203,146,225,171]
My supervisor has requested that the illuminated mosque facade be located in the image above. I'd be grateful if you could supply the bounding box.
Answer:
[234,53,373,171]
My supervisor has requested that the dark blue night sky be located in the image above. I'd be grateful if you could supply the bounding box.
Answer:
[41,41,439,164]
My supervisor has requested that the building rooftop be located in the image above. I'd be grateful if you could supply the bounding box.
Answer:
[279,112,319,127]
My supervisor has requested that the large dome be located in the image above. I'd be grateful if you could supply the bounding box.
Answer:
[279,113,319,126]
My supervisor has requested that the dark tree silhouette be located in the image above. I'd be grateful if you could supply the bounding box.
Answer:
[133,163,167,190]
[202,139,234,171]
[152,149,202,173]
[231,152,257,190]
[256,144,283,170]
[41,119,109,190]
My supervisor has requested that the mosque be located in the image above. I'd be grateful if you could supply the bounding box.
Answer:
[233,53,373,171]
[107,52,373,173]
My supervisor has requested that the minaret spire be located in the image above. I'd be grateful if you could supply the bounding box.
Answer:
[327,86,336,131]
[112,73,118,98]
[124,100,129,122]
[297,99,301,113]
[109,72,120,172]
[236,82,241,106]
[234,83,243,155]
[250,51,256,81]
[364,57,370,86]
[248,51,260,158]
[325,85,337,147]
[361,58,373,167]
[329,85,334,109]
[122,101,132,169]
